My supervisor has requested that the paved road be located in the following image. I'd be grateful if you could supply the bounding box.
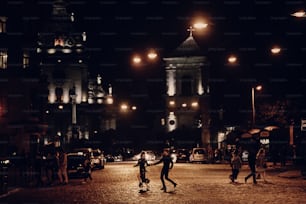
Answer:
[0,162,305,204]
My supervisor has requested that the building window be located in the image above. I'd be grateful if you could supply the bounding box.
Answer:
[0,17,7,33]
[0,51,8,69]
[54,37,64,47]
[23,52,29,69]
[181,75,192,96]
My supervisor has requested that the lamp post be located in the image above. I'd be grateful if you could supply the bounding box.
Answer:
[251,85,262,128]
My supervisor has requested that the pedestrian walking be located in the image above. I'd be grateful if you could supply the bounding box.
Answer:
[134,152,150,192]
[44,152,56,186]
[256,146,267,182]
[56,147,68,185]
[244,138,259,184]
[229,150,242,183]
[83,158,92,182]
[153,148,177,192]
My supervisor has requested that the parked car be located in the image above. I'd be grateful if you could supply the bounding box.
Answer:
[92,149,105,169]
[132,150,156,161]
[113,154,123,162]
[72,148,94,169]
[105,154,115,162]
[67,152,87,178]
[176,149,191,163]
[189,148,208,163]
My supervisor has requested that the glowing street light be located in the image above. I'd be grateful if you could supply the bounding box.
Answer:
[120,103,137,113]
[131,49,159,67]
[147,50,158,60]
[193,22,208,30]
[291,10,306,18]
[227,55,238,64]
[271,46,281,54]
[120,103,129,112]
[132,55,142,65]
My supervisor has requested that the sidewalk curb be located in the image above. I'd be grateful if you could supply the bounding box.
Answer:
[278,171,302,179]
[0,188,21,199]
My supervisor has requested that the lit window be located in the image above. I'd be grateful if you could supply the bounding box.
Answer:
[54,37,64,46]
[191,102,198,107]
[23,52,29,69]
[0,17,7,33]
[82,32,86,41]
[70,13,75,22]
[0,51,8,69]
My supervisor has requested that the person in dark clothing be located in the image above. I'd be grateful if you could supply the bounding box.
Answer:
[34,153,43,187]
[134,152,150,191]
[153,149,177,192]
[83,158,92,182]
[244,138,259,184]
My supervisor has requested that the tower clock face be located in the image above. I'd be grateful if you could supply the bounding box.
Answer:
[169,120,175,125]
[65,37,75,47]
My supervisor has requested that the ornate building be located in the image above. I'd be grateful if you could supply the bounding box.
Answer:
[164,30,211,147]
[36,0,114,147]
[0,0,115,156]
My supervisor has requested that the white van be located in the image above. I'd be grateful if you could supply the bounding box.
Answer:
[189,148,208,163]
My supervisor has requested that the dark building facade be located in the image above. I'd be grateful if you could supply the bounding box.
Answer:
[0,0,115,156]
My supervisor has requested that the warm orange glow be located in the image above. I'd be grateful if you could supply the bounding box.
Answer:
[169,101,175,106]
[193,22,208,29]
[54,38,64,46]
[132,55,142,64]
[271,46,281,54]
[147,50,157,60]
[106,97,113,104]
[120,104,128,111]
[191,102,198,107]
[228,55,237,64]
[291,10,306,18]
[255,85,262,91]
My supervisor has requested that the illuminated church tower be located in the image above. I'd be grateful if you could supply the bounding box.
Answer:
[36,0,113,144]
[37,0,88,105]
[164,30,211,147]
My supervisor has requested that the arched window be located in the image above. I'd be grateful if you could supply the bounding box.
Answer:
[0,50,7,69]
[55,87,63,103]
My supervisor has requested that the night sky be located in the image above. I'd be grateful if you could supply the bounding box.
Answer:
[3,0,306,125]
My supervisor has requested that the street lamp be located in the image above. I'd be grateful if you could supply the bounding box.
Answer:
[291,10,306,18]
[251,85,262,128]
[270,46,281,55]
[227,55,238,64]
[131,49,158,67]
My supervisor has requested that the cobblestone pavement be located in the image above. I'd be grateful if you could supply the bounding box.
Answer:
[0,162,305,204]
